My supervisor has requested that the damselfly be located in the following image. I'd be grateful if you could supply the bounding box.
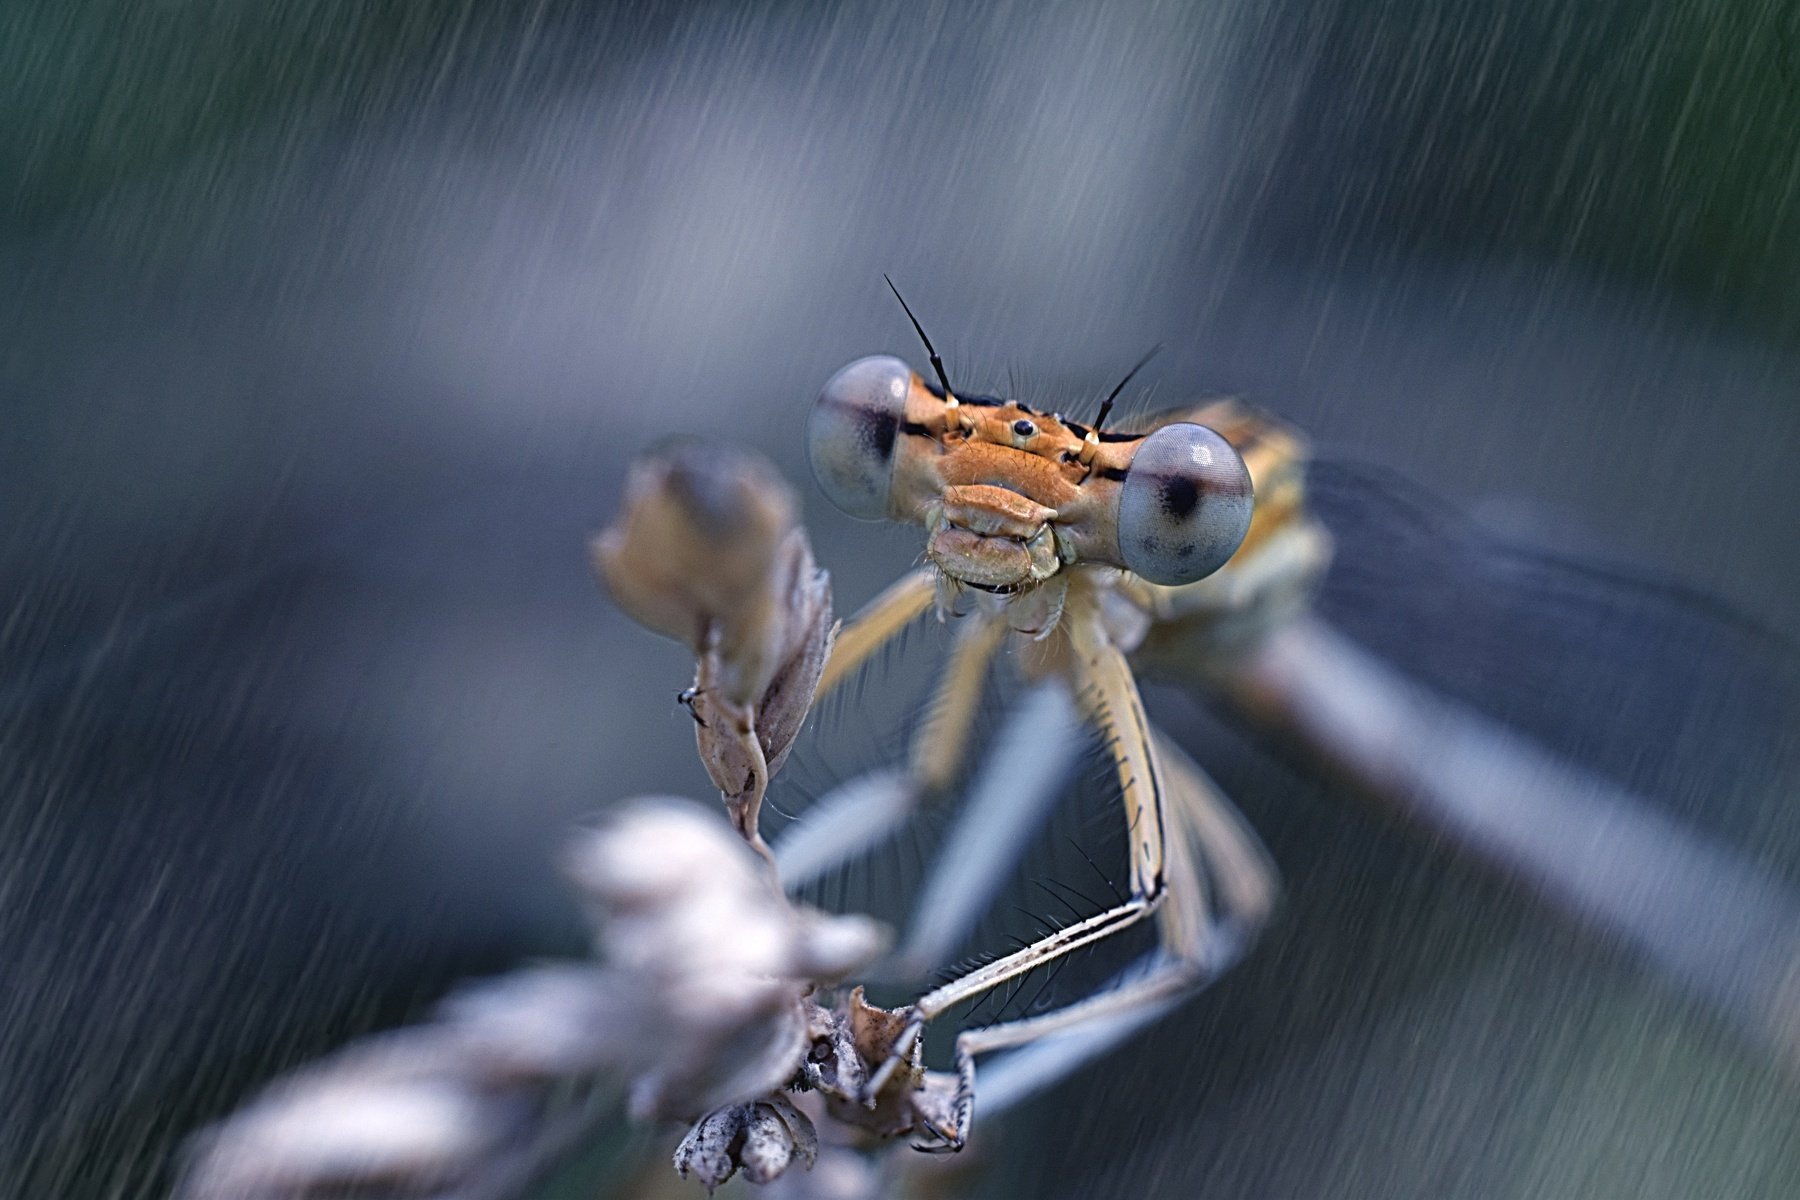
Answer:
[705,287,1800,1171]
[754,288,1318,1153]
[20,296,1798,1200]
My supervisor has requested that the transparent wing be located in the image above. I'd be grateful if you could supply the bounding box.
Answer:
[1003,460,1800,1200]
[1309,457,1798,841]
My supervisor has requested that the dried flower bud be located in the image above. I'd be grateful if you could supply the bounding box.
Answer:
[594,441,797,694]
[565,799,887,1120]
[176,1030,524,1199]
[434,964,626,1079]
[673,1092,819,1193]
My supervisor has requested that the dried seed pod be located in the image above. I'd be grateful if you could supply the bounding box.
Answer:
[593,441,834,853]
[798,988,959,1145]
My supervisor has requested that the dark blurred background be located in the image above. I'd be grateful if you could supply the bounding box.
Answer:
[2,2,1797,1198]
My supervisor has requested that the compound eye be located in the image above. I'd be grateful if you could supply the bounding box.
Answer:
[806,355,912,520]
[1117,423,1253,585]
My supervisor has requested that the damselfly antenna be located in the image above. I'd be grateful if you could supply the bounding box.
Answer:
[1092,344,1162,432]
[884,275,955,401]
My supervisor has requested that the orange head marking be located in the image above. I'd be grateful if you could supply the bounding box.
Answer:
[807,354,1254,599]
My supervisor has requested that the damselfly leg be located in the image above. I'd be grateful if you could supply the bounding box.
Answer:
[776,568,1283,1151]
[773,568,999,885]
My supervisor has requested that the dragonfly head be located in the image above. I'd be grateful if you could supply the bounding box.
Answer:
[807,354,1255,595]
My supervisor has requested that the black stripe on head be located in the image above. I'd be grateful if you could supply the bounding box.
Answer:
[920,378,1004,406]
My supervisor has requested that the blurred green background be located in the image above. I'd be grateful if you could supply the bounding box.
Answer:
[6,0,1797,338]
